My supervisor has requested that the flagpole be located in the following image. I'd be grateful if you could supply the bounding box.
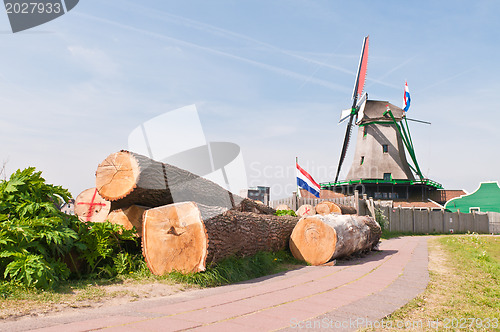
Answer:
[296,157,301,198]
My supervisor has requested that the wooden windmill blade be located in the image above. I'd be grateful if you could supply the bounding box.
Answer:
[334,36,369,184]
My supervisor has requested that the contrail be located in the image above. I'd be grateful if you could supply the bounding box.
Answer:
[120,1,356,77]
[75,12,350,93]
[415,68,475,94]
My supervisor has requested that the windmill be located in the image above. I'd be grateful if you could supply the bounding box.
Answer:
[328,36,442,200]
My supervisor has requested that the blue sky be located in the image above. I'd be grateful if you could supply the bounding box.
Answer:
[1,0,499,199]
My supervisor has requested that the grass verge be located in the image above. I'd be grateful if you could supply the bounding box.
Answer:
[169,250,304,287]
[377,234,500,331]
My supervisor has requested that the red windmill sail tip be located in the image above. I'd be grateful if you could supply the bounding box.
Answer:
[353,35,369,100]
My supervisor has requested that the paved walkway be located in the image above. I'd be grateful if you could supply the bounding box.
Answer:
[3,236,429,332]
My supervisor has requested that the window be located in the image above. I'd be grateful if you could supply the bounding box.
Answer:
[360,156,364,165]
[469,207,480,213]
[383,173,392,181]
[382,144,388,153]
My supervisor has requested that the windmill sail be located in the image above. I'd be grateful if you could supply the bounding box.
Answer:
[352,36,369,101]
[334,36,369,184]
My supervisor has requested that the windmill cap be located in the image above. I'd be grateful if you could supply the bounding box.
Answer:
[359,100,404,124]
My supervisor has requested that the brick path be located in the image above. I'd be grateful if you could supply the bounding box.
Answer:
[2,236,429,332]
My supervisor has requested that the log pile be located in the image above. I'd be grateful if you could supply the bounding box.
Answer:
[74,149,380,275]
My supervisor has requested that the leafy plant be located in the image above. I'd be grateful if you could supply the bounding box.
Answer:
[275,209,297,217]
[73,221,140,277]
[0,167,143,289]
[375,208,389,231]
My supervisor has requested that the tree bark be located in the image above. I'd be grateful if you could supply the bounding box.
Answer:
[74,188,111,223]
[142,201,299,274]
[95,150,245,210]
[107,205,146,236]
[289,214,381,265]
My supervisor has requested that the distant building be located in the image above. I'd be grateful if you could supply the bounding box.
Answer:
[444,182,500,213]
[241,186,270,204]
[60,199,75,215]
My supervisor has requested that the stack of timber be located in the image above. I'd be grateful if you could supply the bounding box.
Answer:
[88,150,300,275]
[75,150,379,275]
[289,214,381,265]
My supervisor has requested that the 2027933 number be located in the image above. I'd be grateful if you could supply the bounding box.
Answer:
[442,318,498,329]
[5,2,62,14]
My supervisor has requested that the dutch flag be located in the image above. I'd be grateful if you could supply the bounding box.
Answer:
[403,81,411,112]
[296,162,321,198]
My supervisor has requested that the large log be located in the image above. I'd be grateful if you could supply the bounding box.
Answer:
[289,214,381,265]
[142,201,299,274]
[106,205,146,236]
[95,150,247,210]
[74,188,111,223]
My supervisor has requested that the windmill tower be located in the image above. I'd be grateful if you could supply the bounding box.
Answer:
[324,36,442,200]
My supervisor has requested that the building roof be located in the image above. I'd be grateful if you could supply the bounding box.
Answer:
[360,100,404,124]
[444,181,500,213]
[429,189,467,204]
[393,200,443,209]
[300,189,346,199]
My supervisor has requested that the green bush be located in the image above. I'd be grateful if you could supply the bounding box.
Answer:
[275,209,297,217]
[375,208,389,231]
[0,167,142,289]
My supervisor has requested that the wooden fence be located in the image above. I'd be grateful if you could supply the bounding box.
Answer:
[270,192,360,212]
[271,194,500,234]
[374,204,499,234]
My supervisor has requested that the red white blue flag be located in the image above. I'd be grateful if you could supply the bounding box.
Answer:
[296,163,320,198]
[403,81,411,112]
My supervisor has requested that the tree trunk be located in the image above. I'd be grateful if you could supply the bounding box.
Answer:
[107,205,146,236]
[339,205,357,215]
[95,150,245,210]
[74,188,111,223]
[289,214,381,265]
[142,201,299,274]
[296,204,316,217]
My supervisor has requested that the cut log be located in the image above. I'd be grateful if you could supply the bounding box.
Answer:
[289,214,381,265]
[315,201,357,215]
[74,188,111,223]
[275,204,291,211]
[315,202,332,215]
[142,201,299,274]
[95,150,244,210]
[107,205,146,235]
[323,201,342,214]
[296,204,316,217]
